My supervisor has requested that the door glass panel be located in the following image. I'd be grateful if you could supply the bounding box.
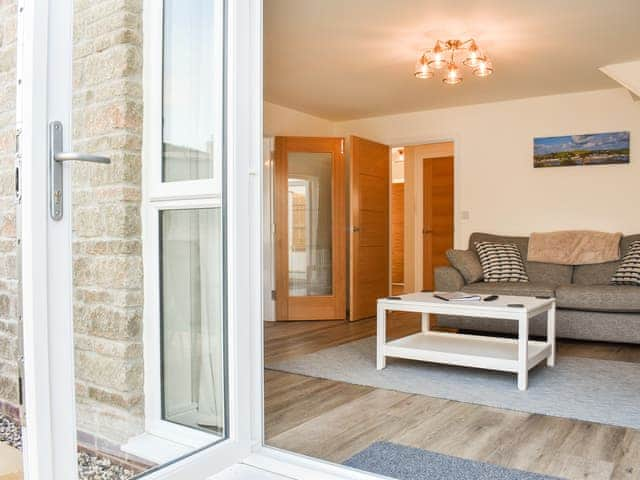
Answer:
[287,152,333,296]
[162,0,217,182]
[160,209,225,434]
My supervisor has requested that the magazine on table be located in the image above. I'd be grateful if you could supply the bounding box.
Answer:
[434,291,483,302]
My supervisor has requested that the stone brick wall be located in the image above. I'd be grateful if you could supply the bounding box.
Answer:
[0,0,146,449]
[0,0,19,417]
[72,0,145,446]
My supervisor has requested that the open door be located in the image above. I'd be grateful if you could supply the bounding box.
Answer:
[275,137,346,320]
[350,136,390,321]
[423,156,454,290]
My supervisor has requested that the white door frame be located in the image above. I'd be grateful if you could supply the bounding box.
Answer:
[18,0,257,478]
[18,0,78,477]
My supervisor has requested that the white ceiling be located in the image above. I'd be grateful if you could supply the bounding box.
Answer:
[264,0,640,121]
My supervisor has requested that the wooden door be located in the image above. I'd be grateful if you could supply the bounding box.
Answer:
[423,156,454,291]
[275,137,346,320]
[350,136,390,321]
[391,183,405,288]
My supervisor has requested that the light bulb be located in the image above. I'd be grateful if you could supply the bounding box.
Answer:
[414,54,433,79]
[474,58,493,77]
[442,62,462,85]
[463,42,481,67]
[428,43,446,69]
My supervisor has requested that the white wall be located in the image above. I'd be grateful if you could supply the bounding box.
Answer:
[334,88,640,248]
[264,101,335,136]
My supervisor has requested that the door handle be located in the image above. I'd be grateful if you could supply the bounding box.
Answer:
[54,152,111,164]
[49,121,111,220]
[423,229,433,234]
[352,226,360,233]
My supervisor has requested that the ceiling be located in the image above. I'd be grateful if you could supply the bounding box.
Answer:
[264,0,640,121]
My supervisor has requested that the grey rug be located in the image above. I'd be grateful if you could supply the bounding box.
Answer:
[344,441,562,480]
[267,336,640,430]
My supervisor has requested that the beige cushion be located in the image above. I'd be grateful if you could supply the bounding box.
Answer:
[462,282,556,298]
[446,249,483,284]
[556,285,640,313]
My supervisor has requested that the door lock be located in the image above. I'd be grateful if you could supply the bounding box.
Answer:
[49,121,111,220]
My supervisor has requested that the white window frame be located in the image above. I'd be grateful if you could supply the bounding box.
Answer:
[125,0,230,462]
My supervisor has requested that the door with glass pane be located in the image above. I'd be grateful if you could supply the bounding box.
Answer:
[16,0,254,477]
[274,137,346,321]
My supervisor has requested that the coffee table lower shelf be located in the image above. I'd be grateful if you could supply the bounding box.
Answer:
[380,331,552,378]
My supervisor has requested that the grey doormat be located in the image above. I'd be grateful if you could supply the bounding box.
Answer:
[344,441,562,480]
[267,336,640,429]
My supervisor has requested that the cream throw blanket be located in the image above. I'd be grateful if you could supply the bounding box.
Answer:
[527,230,622,265]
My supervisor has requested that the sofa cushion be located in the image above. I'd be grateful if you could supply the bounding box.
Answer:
[573,261,619,285]
[446,249,483,283]
[556,285,640,313]
[462,282,556,298]
[469,233,529,260]
[621,234,640,255]
[610,240,640,286]
[526,262,574,285]
[475,241,529,282]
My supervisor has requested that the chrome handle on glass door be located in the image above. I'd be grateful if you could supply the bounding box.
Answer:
[49,121,111,220]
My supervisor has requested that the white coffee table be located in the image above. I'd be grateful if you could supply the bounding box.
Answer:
[377,292,556,390]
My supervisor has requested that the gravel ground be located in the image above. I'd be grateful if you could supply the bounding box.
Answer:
[0,414,138,480]
[0,414,21,450]
[77,451,136,480]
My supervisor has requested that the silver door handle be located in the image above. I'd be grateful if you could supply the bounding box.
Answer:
[54,152,111,164]
[49,121,111,220]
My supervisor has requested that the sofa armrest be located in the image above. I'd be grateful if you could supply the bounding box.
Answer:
[434,266,466,291]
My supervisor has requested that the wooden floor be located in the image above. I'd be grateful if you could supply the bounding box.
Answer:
[264,314,640,480]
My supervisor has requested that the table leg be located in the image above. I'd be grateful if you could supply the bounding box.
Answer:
[377,303,386,370]
[547,302,556,367]
[518,313,529,391]
[421,313,430,333]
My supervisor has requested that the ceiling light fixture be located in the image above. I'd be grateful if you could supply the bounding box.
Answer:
[414,38,494,85]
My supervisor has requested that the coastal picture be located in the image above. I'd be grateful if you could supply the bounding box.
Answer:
[533,131,630,168]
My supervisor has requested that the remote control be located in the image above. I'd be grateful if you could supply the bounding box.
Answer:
[507,303,525,308]
[483,295,499,302]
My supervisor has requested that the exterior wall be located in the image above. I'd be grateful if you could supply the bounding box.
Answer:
[0,0,18,417]
[71,0,145,446]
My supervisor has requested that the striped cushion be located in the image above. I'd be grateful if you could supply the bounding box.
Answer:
[474,241,529,283]
[611,241,640,286]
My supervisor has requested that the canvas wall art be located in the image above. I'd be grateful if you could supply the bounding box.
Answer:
[533,131,630,168]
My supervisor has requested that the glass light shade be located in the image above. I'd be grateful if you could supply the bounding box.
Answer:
[428,44,446,69]
[442,62,462,85]
[463,43,482,68]
[414,55,433,79]
[473,58,494,77]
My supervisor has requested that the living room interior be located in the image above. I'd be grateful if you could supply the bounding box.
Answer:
[262,1,640,479]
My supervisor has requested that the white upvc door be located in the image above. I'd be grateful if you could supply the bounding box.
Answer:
[17,0,259,478]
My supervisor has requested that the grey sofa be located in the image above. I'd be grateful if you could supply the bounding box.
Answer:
[435,232,640,344]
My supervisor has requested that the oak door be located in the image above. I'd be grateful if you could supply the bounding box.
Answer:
[275,137,346,320]
[423,156,454,290]
[350,136,390,320]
